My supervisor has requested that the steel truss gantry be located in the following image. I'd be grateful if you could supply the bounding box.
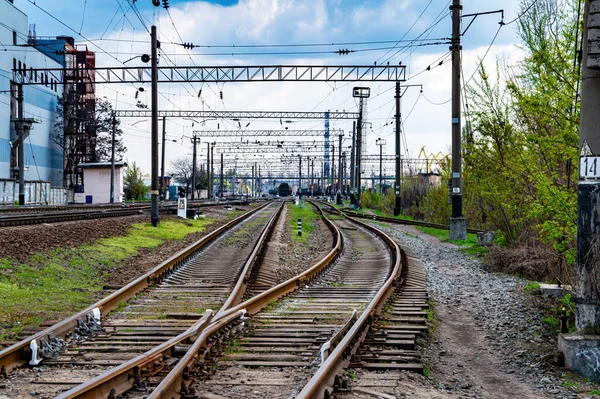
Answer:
[13,65,406,85]
[193,129,343,137]
[114,110,360,119]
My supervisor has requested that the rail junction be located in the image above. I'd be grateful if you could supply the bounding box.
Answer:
[0,200,434,398]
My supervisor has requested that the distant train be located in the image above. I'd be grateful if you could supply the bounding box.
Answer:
[278,182,292,197]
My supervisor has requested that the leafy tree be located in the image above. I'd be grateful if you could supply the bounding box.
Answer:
[124,161,147,200]
[451,0,582,279]
[91,99,127,162]
[168,156,208,197]
[52,94,127,186]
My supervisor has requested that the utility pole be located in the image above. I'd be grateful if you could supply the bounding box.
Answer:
[110,113,116,203]
[394,82,402,216]
[311,158,314,196]
[298,154,302,195]
[450,0,466,239]
[338,134,343,194]
[574,1,600,332]
[350,121,356,194]
[376,138,386,195]
[150,25,159,226]
[356,107,362,194]
[211,144,214,199]
[342,152,347,195]
[252,164,255,197]
[160,115,166,201]
[17,84,25,206]
[220,153,224,198]
[205,142,210,200]
[331,143,335,195]
[191,135,198,200]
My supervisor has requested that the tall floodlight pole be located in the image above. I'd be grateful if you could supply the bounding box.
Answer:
[150,25,159,226]
[376,138,386,194]
[450,0,466,239]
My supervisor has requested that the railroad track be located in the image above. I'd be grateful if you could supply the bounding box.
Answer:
[0,200,254,228]
[341,208,484,234]
[109,201,410,399]
[0,200,283,398]
[1,200,428,399]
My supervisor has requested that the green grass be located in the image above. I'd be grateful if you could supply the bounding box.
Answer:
[368,208,415,221]
[423,364,432,378]
[414,226,484,256]
[589,390,600,395]
[524,281,541,293]
[0,217,213,336]
[562,380,578,388]
[542,316,560,329]
[288,203,320,244]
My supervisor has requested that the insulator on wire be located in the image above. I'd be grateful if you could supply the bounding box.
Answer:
[219,91,223,100]
[162,0,169,9]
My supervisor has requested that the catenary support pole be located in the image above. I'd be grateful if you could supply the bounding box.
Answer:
[220,153,224,197]
[211,144,214,199]
[160,116,166,201]
[17,84,25,206]
[110,113,116,203]
[575,0,600,331]
[449,0,467,239]
[205,142,210,199]
[394,82,401,215]
[338,134,343,194]
[150,25,159,226]
[350,121,356,194]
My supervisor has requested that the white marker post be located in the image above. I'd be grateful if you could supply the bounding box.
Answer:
[177,197,187,218]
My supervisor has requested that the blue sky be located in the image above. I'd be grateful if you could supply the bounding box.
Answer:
[12,0,525,176]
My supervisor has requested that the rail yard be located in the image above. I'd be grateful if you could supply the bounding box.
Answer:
[2,0,600,398]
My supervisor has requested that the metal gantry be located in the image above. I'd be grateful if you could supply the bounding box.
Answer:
[13,65,406,85]
[114,110,360,119]
[192,129,343,137]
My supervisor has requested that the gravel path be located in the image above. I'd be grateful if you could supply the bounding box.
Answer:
[371,222,600,399]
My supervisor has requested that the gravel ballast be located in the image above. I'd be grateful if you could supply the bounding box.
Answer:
[372,222,600,399]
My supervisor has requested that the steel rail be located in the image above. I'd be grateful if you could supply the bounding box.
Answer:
[0,202,271,374]
[53,202,285,399]
[296,205,406,399]
[146,200,344,398]
[342,209,485,234]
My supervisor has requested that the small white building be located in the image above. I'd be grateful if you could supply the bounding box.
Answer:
[74,162,126,204]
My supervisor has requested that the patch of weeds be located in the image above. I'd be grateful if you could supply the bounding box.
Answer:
[542,316,560,329]
[344,369,357,381]
[415,226,478,248]
[524,281,541,293]
[423,364,432,378]
[562,380,578,388]
[262,300,279,313]
[426,300,439,329]
[288,203,320,244]
[588,390,600,395]
[331,282,346,288]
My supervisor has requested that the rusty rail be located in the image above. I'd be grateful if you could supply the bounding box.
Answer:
[54,311,214,399]
[0,202,270,373]
[144,200,344,398]
[296,207,406,399]
[216,200,285,316]
[53,201,283,399]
